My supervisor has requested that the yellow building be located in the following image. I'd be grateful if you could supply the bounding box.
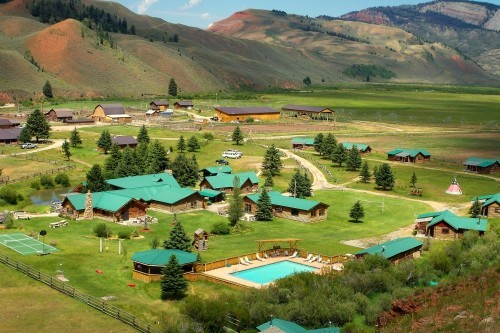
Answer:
[91,104,132,123]
[215,106,280,122]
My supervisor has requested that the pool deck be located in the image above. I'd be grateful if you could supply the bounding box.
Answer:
[201,256,340,288]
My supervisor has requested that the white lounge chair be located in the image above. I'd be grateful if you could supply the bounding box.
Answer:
[322,259,331,265]
[303,253,313,261]
[256,253,266,261]
[244,256,254,264]
[288,251,298,258]
[239,257,249,266]
[263,252,269,259]
[316,256,323,263]
[307,255,318,263]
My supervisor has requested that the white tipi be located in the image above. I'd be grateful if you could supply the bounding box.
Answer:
[445,176,462,195]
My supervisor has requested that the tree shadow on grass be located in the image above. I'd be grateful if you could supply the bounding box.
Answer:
[348,219,364,223]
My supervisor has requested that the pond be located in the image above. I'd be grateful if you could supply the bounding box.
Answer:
[30,187,72,206]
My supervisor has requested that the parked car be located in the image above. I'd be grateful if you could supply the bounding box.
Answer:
[227,149,243,156]
[20,143,37,149]
[215,159,229,165]
[222,151,242,159]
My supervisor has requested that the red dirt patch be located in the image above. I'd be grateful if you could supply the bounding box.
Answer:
[207,11,259,34]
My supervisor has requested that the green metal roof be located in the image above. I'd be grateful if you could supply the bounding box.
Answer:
[427,210,488,232]
[291,137,315,145]
[463,157,499,168]
[201,166,233,175]
[65,192,132,212]
[131,249,196,266]
[246,191,328,211]
[106,174,180,189]
[150,187,198,204]
[110,185,197,204]
[204,172,259,189]
[482,193,500,207]
[355,237,423,259]
[342,142,370,151]
[257,318,340,333]
[387,148,430,157]
[308,328,341,333]
[416,211,443,219]
[472,193,497,202]
[199,189,222,198]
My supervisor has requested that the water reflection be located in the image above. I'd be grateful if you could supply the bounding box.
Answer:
[30,187,72,206]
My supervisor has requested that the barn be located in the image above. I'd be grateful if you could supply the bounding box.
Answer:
[387,148,431,163]
[0,118,20,129]
[355,237,423,264]
[463,157,500,174]
[91,104,131,123]
[281,104,335,120]
[111,135,139,149]
[0,127,22,144]
[149,100,170,111]
[44,108,73,122]
[174,101,194,109]
[215,107,280,122]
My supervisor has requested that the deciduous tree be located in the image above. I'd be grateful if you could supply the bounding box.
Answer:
[26,109,50,143]
[19,127,32,143]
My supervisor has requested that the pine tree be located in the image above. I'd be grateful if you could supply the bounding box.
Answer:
[255,187,273,221]
[69,127,82,147]
[303,172,312,197]
[160,255,188,300]
[137,125,150,144]
[104,144,122,178]
[19,127,32,143]
[359,161,371,183]
[228,176,243,227]
[168,78,178,96]
[134,142,149,174]
[97,130,112,154]
[261,144,283,176]
[163,215,192,251]
[313,133,324,155]
[350,201,365,222]
[187,135,200,152]
[145,140,169,174]
[188,154,200,186]
[26,109,50,143]
[375,163,395,190]
[43,80,53,98]
[115,146,140,178]
[61,139,71,160]
[264,172,274,188]
[320,133,337,157]
[346,145,362,171]
[468,198,482,218]
[232,125,244,145]
[410,171,418,187]
[303,76,311,86]
[85,164,109,192]
[177,135,186,153]
[171,153,197,187]
[331,144,347,167]
[287,169,305,198]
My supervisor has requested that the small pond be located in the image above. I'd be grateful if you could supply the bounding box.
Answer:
[30,187,72,206]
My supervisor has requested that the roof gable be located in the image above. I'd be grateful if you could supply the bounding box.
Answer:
[481,193,500,207]
[111,135,138,146]
[47,109,73,118]
[427,210,488,231]
[175,101,193,106]
[201,166,233,174]
[463,157,499,168]
[387,148,430,157]
[97,103,126,115]
[0,128,22,140]
[131,249,196,266]
[216,107,279,115]
[246,192,328,211]
[342,142,370,151]
[106,174,180,189]
[204,172,259,189]
[151,100,169,106]
[355,237,423,259]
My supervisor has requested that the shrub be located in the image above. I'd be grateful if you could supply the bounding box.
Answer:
[246,117,255,123]
[54,173,70,187]
[49,240,57,246]
[0,187,22,205]
[31,180,41,190]
[211,222,230,235]
[40,174,54,189]
[132,229,139,238]
[118,229,131,239]
[93,223,112,238]
[150,235,160,249]
[4,213,15,229]
[202,132,214,141]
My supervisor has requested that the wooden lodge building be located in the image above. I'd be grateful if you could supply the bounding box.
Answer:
[355,237,423,264]
[200,172,259,194]
[111,135,139,149]
[291,137,315,150]
[0,127,22,144]
[474,193,500,218]
[463,157,500,174]
[387,148,431,163]
[0,118,20,129]
[342,142,372,155]
[281,104,335,120]
[214,107,280,122]
[44,108,73,122]
[132,249,197,283]
[418,210,488,239]
[200,165,232,177]
[244,191,329,223]
[91,104,131,123]
[149,100,169,111]
[174,101,194,109]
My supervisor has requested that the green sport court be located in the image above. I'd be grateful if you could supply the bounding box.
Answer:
[0,233,60,255]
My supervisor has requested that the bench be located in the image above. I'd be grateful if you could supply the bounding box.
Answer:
[50,220,68,228]
[13,211,30,220]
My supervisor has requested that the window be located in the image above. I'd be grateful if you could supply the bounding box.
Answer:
[275,207,283,212]
[190,201,197,209]
[291,209,299,216]
[245,203,252,213]
[319,209,325,216]
[495,208,500,213]
[310,210,316,218]
[441,228,449,234]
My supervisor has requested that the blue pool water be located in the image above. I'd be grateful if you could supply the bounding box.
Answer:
[231,260,317,284]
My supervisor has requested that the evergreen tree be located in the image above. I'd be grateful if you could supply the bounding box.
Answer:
[69,127,82,147]
[255,187,273,221]
[26,109,50,143]
[145,140,169,174]
[320,133,337,157]
[313,133,324,155]
[468,198,482,218]
[331,144,347,167]
[104,144,122,178]
[303,76,311,86]
[97,130,112,154]
[177,135,186,153]
[303,172,312,197]
[171,153,197,187]
[18,127,32,143]
[168,78,178,96]
[410,171,418,187]
[115,146,140,177]
[287,169,305,198]
[264,172,274,188]
[232,125,244,145]
[137,125,150,144]
[349,201,365,222]
[61,139,71,160]
[134,142,149,174]
[43,80,53,98]
[163,215,192,251]
[359,161,371,183]
[85,164,109,192]
[261,144,283,176]
[160,255,188,300]
[228,176,243,227]
[188,154,200,186]
[375,163,395,190]
[187,135,200,152]
[346,145,362,171]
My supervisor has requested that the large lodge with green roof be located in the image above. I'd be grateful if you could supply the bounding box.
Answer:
[387,148,431,163]
[200,172,259,194]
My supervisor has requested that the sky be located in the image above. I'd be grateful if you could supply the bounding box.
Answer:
[111,0,500,29]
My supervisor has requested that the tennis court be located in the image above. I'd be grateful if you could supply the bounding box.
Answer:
[0,233,60,255]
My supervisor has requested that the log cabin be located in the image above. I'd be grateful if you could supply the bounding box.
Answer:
[463,157,500,174]
[387,148,431,163]
[355,237,423,264]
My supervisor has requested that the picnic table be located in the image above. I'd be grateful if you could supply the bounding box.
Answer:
[13,211,30,220]
[50,220,68,228]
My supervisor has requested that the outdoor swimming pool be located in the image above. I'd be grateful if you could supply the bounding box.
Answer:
[230,260,317,284]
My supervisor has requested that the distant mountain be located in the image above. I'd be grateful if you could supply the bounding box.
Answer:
[0,0,498,101]
[341,1,500,75]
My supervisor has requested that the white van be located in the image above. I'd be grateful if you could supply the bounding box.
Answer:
[222,151,242,159]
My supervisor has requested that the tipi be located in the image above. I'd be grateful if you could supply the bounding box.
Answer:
[445,176,462,195]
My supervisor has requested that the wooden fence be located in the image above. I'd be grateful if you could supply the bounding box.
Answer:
[0,165,75,185]
[0,253,162,333]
